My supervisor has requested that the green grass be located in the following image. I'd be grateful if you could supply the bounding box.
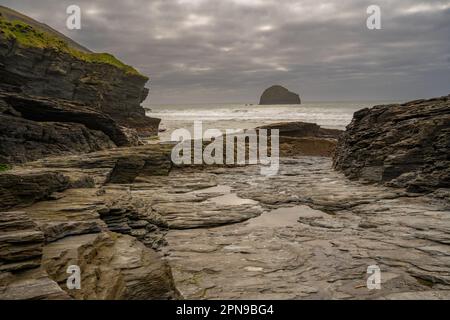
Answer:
[0,164,10,172]
[0,18,146,78]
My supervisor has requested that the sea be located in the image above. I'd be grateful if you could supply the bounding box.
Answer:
[145,101,396,141]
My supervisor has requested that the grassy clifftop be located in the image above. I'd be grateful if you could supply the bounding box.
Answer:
[0,16,145,78]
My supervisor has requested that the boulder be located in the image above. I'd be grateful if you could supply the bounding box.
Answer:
[0,113,116,164]
[333,95,450,192]
[0,172,70,210]
[256,122,342,157]
[41,232,179,300]
[0,268,71,300]
[259,85,301,105]
[257,122,342,139]
[2,91,132,147]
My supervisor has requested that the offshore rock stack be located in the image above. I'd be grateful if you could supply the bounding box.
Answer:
[259,85,301,105]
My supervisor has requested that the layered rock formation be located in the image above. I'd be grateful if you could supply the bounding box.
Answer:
[41,232,177,300]
[0,6,160,164]
[258,122,342,139]
[259,85,301,105]
[0,90,138,163]
[0,144,179,300]
[333,95,450,192]
[1,5,449,301]
[257,122,343,157]
[163,159,450,300]
[0,7,180,299]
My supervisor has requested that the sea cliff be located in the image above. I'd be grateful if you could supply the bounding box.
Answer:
[0,6,160,164]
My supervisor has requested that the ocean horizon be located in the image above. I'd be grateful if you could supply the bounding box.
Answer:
[146,101,398,140]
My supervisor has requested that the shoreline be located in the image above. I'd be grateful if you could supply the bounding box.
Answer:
[2,98,450,299]
[1,5,449,301]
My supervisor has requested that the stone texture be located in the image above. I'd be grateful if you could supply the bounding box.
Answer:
[0,211,44,272]
[259,85,301,105]
[0,268,71,300]
[0,6,161,167]
[0,88,142,164]
[258,121,342,139]
[256,122,342,157]
[161,159,450,299]
[22,188,108,243]
[0,113,115,164]
[333,95,450,192]
[28,144,173,183]
[0,171,69,210]
[2,91,133,147]
[0,143,180,300]
[1,148,449,299]
[0,26,160,137]
[0,144,173,210]
[279,137,338,157]
[41,232,179,300]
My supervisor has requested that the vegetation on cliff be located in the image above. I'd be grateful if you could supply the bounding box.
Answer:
[0,17,145,77]
[0,163,10,171]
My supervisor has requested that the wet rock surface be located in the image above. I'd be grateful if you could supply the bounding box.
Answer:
[1,148,449,299]
[334,95,450,192]
[0,145,178,299]
[257,122,342,158]
[258,121,342,139]
[160,159,450,299]
[8,6,449,301]
[42,232,179,300]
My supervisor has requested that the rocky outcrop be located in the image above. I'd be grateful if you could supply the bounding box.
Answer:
[3,92,135,146]
[0,211,44,273]
[0,6,160,166]
[0,144,179,300]
[333,95,450,192]
[0,7,159,135]
[0,210,70,299]
[279,137,338,157]
[41,232,178,300]
[0,144,173,210]
[0,172,70,210]
[259,85,301,105]
[1,127,449,299]
[256,122,342,157]
[0,113,116,164]
[258,122,342,139]
[163,159,450,299]
[0,42,158,135]
[0,89,143,163]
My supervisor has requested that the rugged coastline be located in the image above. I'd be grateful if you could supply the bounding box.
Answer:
[1,6,449,300]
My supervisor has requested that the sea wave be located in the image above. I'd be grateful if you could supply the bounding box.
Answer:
[145,102,386,132]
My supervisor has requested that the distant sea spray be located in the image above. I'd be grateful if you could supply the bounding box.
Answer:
[146,101,397,141]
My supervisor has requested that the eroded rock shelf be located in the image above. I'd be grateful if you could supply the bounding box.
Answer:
[1,152,449,299]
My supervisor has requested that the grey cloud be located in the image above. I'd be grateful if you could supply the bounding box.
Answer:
[1,0,449,103]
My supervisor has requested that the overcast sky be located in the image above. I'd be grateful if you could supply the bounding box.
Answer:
[2,0,449,104]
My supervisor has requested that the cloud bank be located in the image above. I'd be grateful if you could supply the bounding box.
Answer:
[3,0,449,103]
